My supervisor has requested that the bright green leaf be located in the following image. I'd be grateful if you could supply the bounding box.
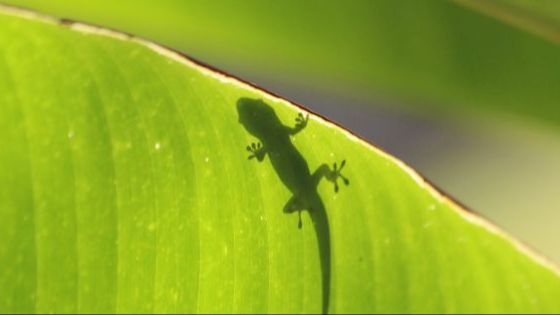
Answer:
[1,7,560,314]
[7,0,560,271]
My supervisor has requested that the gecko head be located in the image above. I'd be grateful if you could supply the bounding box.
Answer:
[237,97,282,136]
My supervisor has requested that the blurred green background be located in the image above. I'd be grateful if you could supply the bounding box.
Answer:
[4,0,560,263]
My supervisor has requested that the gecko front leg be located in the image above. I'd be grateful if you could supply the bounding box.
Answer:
[288,113,309,135]
[247,142,267,161]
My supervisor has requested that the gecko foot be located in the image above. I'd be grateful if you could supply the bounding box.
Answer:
[295,112,309,130]
[327,160,350,193]
[246,142,266,161]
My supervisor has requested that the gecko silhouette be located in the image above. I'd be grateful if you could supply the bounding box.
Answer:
[237,97,349,314]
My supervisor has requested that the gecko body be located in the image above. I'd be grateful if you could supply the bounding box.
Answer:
[237,97,349,314]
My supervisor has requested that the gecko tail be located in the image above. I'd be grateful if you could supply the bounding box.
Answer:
[286,194,331,313]
[310,197,331,314]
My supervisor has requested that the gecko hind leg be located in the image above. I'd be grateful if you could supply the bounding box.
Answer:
[283,195,305,229]
[313,160,350,192]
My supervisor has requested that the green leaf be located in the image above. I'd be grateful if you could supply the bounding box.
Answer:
[1,7,560,314]
[7,0,560,273]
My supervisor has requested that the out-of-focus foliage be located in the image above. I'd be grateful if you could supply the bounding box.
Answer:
[6,0,560,126]
[457,0,560,44]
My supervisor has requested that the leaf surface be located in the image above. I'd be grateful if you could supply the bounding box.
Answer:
[1,7,559,314]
